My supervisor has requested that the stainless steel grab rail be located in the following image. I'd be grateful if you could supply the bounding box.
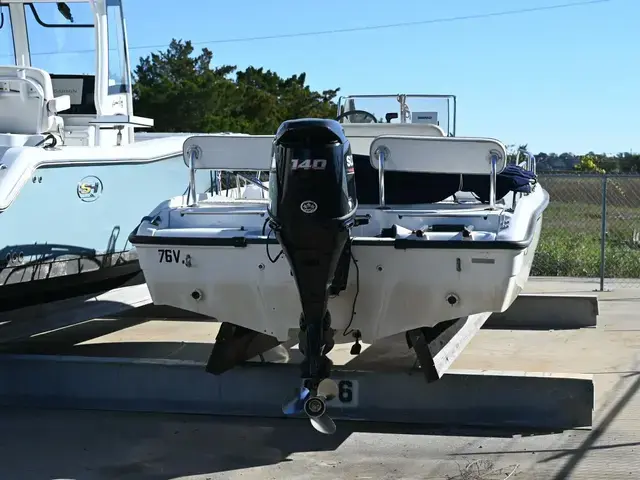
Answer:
[377,146,388,207]
[186,145,268,207]
[373,145,501,210]
[187,146,199,206]
[489,151,497,209]
[516,148,536,174]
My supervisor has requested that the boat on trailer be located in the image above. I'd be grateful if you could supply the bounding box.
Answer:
[129,94,549,434]
[0,0,213,310]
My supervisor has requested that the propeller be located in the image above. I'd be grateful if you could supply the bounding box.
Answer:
[306,378,339,434]
[281,378,339,435]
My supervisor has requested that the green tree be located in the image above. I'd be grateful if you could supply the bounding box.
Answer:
[614,152,640,173]
[132,39,340,134]
[574,153,605,173]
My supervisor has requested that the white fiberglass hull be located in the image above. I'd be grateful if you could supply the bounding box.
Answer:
[134,212,543,343]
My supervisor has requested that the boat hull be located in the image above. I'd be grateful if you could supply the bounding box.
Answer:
[136,215,542,342]
[0,153,202,310]
[0,254,143,312]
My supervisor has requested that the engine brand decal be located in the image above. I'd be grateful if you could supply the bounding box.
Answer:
[346,154,353,167]
[346,154,354,174]
[77,176,103,202]
[300,200,318,214]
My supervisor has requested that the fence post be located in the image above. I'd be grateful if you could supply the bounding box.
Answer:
[599,174,608,291]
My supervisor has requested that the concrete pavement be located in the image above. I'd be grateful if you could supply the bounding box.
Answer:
[0,277,639,479]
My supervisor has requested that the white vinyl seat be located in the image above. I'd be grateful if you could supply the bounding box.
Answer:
[0,66,70,136]
[341,122,446,155]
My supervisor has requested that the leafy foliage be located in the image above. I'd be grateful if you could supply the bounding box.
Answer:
[132,39,340,134]
[574,153,606,174]
[535,151,640,173]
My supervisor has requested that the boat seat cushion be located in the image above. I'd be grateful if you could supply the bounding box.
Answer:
[343,123,446,155]
[353,154,537,205]
[0,66,69,135]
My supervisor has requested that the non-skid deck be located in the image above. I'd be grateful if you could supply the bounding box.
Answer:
[0,283,598,432]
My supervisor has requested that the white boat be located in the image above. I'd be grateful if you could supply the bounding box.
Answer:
[130,95,548,434]
[0,0,207,310]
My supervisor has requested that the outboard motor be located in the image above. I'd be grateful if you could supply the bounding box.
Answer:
[268,118,357,434]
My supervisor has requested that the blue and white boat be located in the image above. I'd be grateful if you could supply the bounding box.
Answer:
[0,0,208,310]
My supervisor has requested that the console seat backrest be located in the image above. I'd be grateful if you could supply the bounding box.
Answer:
[342,122,446,155]
[353,134,518,205]
[0,66,70,135]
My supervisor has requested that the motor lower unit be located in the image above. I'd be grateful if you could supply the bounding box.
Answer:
[268,118,358,434]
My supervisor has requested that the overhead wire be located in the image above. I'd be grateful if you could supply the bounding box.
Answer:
[13,0,615,58]
[179,0,614,47]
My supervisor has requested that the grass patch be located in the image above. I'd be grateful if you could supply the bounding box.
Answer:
[532,200,640,278]
[532,174,640,278]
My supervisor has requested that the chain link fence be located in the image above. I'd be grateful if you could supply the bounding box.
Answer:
[534,173,640,289]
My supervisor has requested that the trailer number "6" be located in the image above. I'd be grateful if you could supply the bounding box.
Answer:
[331,379,359,407]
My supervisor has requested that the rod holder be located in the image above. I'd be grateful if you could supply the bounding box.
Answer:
[516,148,537,174]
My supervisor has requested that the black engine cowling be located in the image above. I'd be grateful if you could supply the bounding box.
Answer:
[268,118,357,387]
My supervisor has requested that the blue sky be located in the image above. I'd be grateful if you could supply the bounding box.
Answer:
[1,0,637,154]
